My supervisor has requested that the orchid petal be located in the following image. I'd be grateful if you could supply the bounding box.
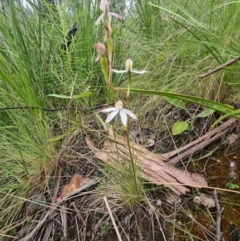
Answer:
[124,109,137,120]
[105,110,119,124]
[95,55,100,62]
[109,12,123,21]
[131,69,148,74]
[100,0,109,14]
[99,107,117,113]
[112,69,128,74]
[95,14,104,25]
[119,109,128,126]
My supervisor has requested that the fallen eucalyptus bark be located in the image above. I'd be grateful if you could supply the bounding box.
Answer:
[86,118,236,195]
[86,129,208,195]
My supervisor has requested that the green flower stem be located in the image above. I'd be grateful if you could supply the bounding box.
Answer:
[126,71,139,200]
[107,36,113,64]
[127,72,131,98]
[126,119,140,200]
[100,56,108,81]
[103,19,139,200]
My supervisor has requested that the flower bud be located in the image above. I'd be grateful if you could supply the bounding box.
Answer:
[115,100,123,110]
[93,42,106,57]
[125,58,133,72]
[100,0,109,14]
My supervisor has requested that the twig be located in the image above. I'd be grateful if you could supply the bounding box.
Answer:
[19,179,97,241]
[103,196,123,241]
[70,202,85,224]
[213,190,223,241]
[199,56,240,78]
[60,203,68,239]
[42,169,62,241]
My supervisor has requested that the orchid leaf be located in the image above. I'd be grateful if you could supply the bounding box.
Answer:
[48,92,92,99]
[172,121,189,135]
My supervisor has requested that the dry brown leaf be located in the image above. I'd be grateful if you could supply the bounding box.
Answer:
[145,139,155,148]
[193,193,215,208]
[61,175,90,197]
[227,134,239,145]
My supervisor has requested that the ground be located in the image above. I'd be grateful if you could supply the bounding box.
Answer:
[12,110,240,241]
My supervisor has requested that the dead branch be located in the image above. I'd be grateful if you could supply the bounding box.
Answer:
[60,204,68,239]
[213,190,223,241]
[103,196,123,241]
[42,169,62,241]
[199,56,240,78]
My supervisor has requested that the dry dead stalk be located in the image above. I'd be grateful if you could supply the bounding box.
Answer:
[214,190,223,241]
[103,196,123,241]
[199,57,240,78]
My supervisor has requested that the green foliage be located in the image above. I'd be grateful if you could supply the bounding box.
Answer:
[196,108,215,118]
[172,121,188,135]
[117,165,141,212]
[164,97,186,109]
[226,182,239,190]
[0,0,100,232]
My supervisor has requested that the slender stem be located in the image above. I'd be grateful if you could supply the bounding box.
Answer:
[104,19,139,200]
[126,71,139,199]
[105,25,127,99]
[126,120,140,199]
[127,72,131,98]
[106,66,127,99]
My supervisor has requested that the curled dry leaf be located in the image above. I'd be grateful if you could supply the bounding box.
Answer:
[193,193,215,208]
[56,175,90,202]
[145,139,155,148]
[227,134,239,145]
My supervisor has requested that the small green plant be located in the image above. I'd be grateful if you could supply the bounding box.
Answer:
[100,221,111,235]
[226,182,239,190]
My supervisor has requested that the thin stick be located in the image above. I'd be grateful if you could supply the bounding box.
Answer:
[213,190,223,241]
[60,203,68,238]
[42,169,62,241]
[199,56,240,78]
[103,196,123,241]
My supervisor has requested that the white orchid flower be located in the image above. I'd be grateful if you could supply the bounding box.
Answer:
[99,100,137,126]
[112,58,148,74]
[95,0,123,25]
